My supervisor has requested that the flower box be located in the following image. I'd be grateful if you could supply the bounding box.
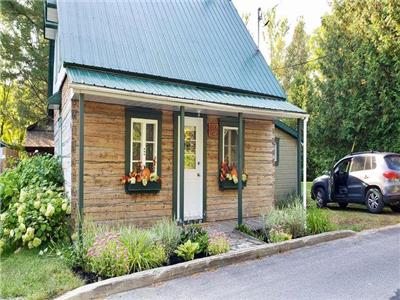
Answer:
[219,179,247,190]
[125,181,161,193]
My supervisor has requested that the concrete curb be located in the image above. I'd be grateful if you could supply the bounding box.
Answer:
[56,230,355,300]
[358,223,400,235]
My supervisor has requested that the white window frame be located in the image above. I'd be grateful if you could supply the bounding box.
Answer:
[222,126,238,166]
[130,118,158,174]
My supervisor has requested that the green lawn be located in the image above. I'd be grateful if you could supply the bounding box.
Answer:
[305,182,400,231]
[0,249,83,300]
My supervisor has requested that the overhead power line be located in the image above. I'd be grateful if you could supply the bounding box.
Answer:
[272,55,329,71]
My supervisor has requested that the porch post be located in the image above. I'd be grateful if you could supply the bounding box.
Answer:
[179,106,185,224]
[302,117,308,209]
[78,93,84,242]
[237,112,243,225]
[297,119,302,197]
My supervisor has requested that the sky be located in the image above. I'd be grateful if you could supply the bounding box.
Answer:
[232,0,331,61]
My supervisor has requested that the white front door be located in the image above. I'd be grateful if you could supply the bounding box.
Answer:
[177,116,203,221]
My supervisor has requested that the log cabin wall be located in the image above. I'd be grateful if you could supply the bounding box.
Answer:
[66,95,274,226]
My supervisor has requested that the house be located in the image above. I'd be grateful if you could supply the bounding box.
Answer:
[44,0,308,227]
[274,121,301,201]
[0,141,18,173]
[23,120,54,155]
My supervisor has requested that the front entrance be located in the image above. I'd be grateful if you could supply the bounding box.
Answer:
[177,116,204,221]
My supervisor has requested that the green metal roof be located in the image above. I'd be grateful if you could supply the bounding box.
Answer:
[68,67,305,114]
[56,0,286,98]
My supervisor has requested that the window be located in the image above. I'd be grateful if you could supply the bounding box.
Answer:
[222,126,238,166]
[274,137,280,166]
[349,156,376,173]
[184,126,196,169]
[130,118,158,173]
[335,159,351,174]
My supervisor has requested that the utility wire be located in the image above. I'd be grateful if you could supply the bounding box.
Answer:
[272,55,329,71]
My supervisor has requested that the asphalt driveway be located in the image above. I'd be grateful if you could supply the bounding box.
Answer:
[109,226,400,300]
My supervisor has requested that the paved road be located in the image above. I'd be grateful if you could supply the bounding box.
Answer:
[109,227,400,300]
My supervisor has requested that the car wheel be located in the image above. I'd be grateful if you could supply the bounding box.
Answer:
[338,202,348,209]
[365,188,384,214]
[390,204,400,213]
[315,187,327,208]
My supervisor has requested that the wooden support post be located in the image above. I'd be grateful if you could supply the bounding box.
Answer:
[78,93,84,243]
[297,119,302,197]
[237,112,243,225]
[179,106,185,224]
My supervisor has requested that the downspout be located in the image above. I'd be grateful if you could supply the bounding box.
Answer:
[297,119,301,197]
[237,113,244,225]
[302,116,308,209]
[179,106,185,224]
[78,93,85,242]
[47,40,55,97]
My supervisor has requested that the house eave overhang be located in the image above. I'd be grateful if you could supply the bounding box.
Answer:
[68,83,308,120]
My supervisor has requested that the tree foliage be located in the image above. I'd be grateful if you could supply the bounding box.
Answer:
[0,0,48,144]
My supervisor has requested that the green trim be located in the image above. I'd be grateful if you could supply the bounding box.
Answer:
[48,90,61,109]
[78,93,84,243]
[274,137,280,166]
[297,119,302,196]
[124,107,162,193]
[47,40,55,97]
[275,120,298,139]
[202,115,207,221]
[173,111,207,222]
[179,107,185,223]
[63,64,287,101]
[237,113,244,225]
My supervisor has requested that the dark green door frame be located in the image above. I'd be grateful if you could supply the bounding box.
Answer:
[297,119,302,197]
[78,93,84,242]
[237,113,244,225]
[178,106,185,224]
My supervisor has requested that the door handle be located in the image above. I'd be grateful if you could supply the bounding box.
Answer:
[364,175,369,179]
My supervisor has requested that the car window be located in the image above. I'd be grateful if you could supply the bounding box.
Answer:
[349,156,365,172]
[335,159,351,173]
[385,155,400,171]
[363,156,376,171]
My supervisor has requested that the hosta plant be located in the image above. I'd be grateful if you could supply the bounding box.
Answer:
[175,240,199,261]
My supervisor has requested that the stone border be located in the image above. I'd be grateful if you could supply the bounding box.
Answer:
[56,230,355,300]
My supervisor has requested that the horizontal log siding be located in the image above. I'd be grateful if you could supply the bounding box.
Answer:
[206,117,275,221]
[71,101,173,226]
[275,128,298,200]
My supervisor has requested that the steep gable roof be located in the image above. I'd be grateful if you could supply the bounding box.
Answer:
[56,0,286,98]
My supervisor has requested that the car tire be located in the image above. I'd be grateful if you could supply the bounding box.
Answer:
[315,187,327,208]
[389,204,400,213]
[365,188,384,214]
[338,202,348,209]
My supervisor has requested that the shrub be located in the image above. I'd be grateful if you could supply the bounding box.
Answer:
[175,240,199,261]
[150,219,182,257]
[262,202,307,239]
[207,232,230,255]
[182,224,208,254]
[0,185,71,254]
[307,204,335,234]
[268,228,292,243]
[0,154,63,212]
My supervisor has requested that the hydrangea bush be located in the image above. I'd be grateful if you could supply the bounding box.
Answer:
[0,185,71,254]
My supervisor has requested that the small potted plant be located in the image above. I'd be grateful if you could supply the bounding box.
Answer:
[218,159,247,190]
[121,159,161,192]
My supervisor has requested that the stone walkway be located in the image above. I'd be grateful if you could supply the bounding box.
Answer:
[202,218,265,251]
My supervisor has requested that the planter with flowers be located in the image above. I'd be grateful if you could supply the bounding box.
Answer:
[121,162,161,193]
[218,161,247,190]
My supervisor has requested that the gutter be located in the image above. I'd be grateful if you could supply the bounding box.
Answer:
[68,83,308,120]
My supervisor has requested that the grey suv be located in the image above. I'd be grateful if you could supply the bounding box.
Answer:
[311,152,400,213]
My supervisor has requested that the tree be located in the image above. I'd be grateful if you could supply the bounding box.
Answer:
[0,0,48,144]
[308,0,400,177]
[262,6,289,81]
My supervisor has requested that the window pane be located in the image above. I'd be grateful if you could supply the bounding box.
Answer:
[184,154,196,169]
[146,143,154,161]
[145,161,154,171]
[230,130,238,145]
[223,127,238,166]
[146,123,155,142]
[132,122,141,141]
[132,161,141,172]
[350,157,365,172]
[132,142,141,161]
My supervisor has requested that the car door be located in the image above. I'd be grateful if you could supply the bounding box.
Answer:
[347,156,367,202]
[332,158,351,201]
